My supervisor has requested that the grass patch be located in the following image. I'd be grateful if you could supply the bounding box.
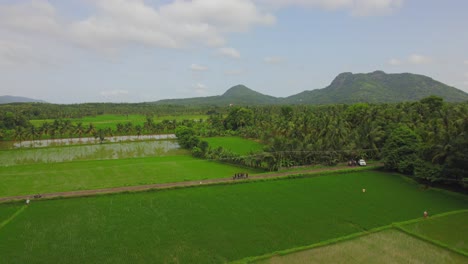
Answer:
[30,114,207,130]
[30,114,147,130]
[0,171,466,263]
[0,155,262,197]
[397,210,468,254]
[253,229,467,264]
[203,136,264,155]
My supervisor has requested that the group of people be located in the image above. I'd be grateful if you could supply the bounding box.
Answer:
[233,173,249,180]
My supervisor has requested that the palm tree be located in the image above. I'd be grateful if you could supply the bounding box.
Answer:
[51,119,61,143]
[27,125,39,145]
[74,122,85,142]
[13,127,26,147]
[116,123,125,135]
[143,117,154,134]
[135,125,143,138]
[61,120,73,138]
[86,123,96,138]
[40,122,51,144]
[124,122,134,135]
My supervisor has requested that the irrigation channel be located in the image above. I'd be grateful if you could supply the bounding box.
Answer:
[0,165,376,203]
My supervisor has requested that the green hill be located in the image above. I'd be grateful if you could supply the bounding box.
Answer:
[151,71,468,105]
[0,95,47,104]
[153,85,279,106]
[284,71,468,104]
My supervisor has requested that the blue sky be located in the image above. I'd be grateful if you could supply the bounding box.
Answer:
[0,0,467,103]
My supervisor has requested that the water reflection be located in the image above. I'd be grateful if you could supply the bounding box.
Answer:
[0,139,181,166]
[13,134,176,148]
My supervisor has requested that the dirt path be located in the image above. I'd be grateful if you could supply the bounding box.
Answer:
[0,165,378,203]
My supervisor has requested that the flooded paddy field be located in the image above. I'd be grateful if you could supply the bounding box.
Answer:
[0,138,181,166]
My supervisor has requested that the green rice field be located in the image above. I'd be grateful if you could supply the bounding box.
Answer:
[0,155,262,197]
[30,114,207,130]
[0,204,22,224]
[0,171,466,263]
[204,136,264,155]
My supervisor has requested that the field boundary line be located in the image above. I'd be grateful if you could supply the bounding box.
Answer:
[231,225,393,264]
[0,205,27,231]
[232,210,468,263]
[394,226,468,257]
[393,209,468,226]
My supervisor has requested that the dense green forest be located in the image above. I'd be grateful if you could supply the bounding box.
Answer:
[1,96,467,188]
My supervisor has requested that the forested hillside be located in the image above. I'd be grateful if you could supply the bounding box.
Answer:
[153,85,280,106]
[285,71,468,104]
[151,71,468,106]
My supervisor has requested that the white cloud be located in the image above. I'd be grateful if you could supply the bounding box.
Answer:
[190,64,208,71]
[0,0,67,66]
[194,83,208,95]
[264,56,284,64]
[350,0,404,16]
[70,0,275,51]
[0,0,402,66]
[464,60,468,65]
[408,54,432,65]
[217,47,241,59]
[0,0,275,56]
[388,58,401,66]
[0,0,61,35]
[256,0,403,16]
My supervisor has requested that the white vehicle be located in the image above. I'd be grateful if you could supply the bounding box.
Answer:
[358,159,367,166]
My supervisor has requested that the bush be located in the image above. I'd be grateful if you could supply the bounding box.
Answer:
[414,160,442,182]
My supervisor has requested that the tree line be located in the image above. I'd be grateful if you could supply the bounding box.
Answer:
[3,117,204,144]
[2,96,467,188]
[177,96,467,188]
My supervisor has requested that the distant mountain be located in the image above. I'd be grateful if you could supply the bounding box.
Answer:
[0,95,47,104]
[153,85,279,106]
[152,71,468,106]
[284,71,468,104]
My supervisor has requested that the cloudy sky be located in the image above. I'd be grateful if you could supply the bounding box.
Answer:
[1,0,467,103]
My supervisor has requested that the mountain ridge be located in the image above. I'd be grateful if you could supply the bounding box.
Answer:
[0,95,47,104]
[3,71,467,105]
[151,71,468,106]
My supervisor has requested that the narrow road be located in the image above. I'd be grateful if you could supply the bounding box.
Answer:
[0,165,378,203]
